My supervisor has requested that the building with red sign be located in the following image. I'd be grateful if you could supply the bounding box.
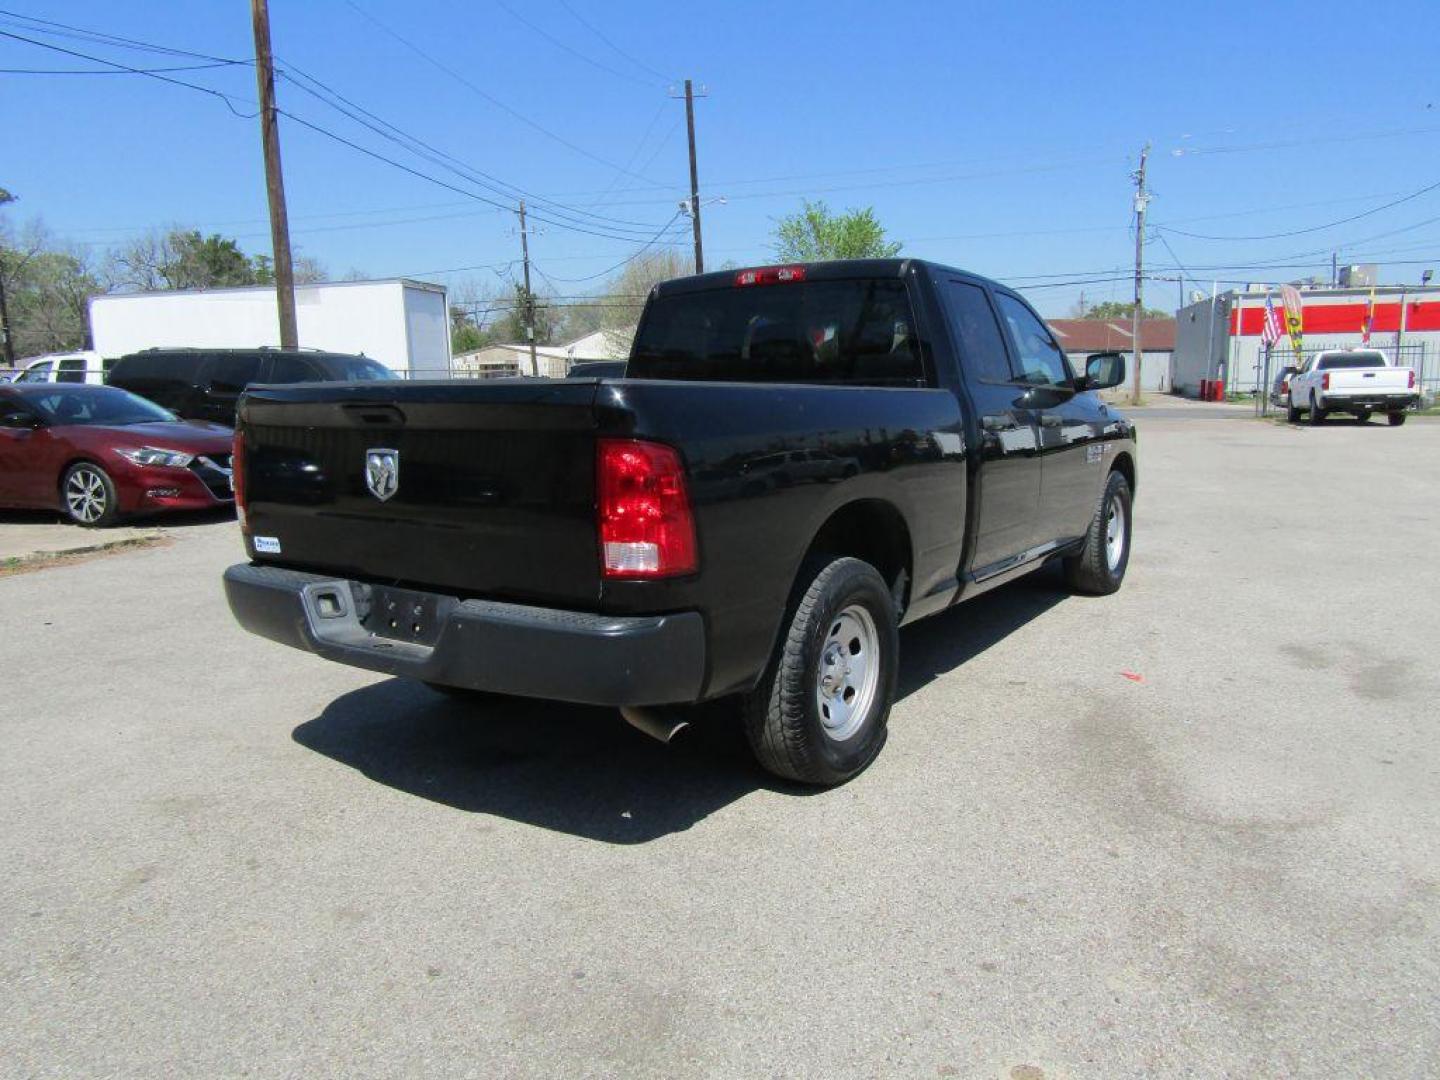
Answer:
[1172,284,1440,399]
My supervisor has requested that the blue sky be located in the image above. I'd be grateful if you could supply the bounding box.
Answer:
[4,0,1440,316]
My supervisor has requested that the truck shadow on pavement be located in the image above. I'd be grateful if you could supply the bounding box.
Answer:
[291,569,1068,844]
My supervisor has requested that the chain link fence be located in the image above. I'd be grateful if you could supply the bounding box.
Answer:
[1252,342,1431,416]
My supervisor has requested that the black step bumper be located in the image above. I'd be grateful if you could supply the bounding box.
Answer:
[223,563,707,707]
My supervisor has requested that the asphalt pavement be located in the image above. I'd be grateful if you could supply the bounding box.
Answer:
[3,413,1437,1079]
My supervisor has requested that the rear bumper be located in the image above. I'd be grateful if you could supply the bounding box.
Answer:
[1317,392,1418,411]
[222,563,706,707]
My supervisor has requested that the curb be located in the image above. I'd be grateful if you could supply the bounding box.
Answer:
[1,531,165,569]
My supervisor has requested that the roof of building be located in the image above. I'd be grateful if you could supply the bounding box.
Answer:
[1047,318,1177,352]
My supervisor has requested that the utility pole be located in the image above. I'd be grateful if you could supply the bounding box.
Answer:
[1129,144,1150,405]
[518,200,538,376]
[251,0,298,349]
[0,186,15,368]
[683,79,703,274]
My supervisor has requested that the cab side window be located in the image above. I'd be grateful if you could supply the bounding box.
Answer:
[994,293,1071,387]
[206,355,262,394]
[58,358,86,383]
[264,355,321,383]
[939,280,1012,383]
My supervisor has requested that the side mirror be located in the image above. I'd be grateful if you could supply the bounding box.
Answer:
[1082,351,1126,391]
[1280,366,1298,378]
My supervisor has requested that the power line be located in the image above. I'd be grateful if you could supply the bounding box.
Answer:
[342,0,664,187]
[0,27,257,117]
[531,212,688,283]
[492,0,659,88]
[1154,176,1440,241]
[0,8,243,63]
[276,62,673,236]
[555,0,673,83]
[0,60,245,75]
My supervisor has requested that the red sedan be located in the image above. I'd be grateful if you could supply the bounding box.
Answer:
[0,384,234,527]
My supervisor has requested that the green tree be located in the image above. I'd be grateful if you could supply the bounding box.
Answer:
[1082,300,1169,320]
[1,219,101,355]
[771,200,901,262]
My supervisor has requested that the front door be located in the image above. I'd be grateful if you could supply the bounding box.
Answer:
[935,277,1041,576]
[991,291,1105,545]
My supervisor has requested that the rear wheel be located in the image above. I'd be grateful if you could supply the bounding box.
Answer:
[1308,394,1326,425]
[742,556,897,786]
[1388,411,1408,427]
[1063,469,1132,596]
[61,462,119,528]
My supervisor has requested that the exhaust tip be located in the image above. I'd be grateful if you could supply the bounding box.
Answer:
[620,706,690,745]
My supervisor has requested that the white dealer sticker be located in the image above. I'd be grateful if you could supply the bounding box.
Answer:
[253,536,282,554]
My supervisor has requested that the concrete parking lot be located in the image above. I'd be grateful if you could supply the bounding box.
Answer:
[2,413,1438,1079]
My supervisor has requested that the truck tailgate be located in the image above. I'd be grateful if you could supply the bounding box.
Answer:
[237,381,604,607]
[1327,368,1411,393]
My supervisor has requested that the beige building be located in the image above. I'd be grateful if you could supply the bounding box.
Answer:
[452,329,632,380]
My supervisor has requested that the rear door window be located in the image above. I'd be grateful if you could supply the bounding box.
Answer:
[629,278,925,386]
[205,354,262,393]
[263,355,322,383]
[938,280,1013,383]
[57,358,86,383]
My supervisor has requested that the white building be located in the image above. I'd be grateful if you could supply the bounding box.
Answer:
[88,279,452,377]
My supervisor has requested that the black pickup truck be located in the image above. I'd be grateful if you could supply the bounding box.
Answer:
[224,259,1137,785]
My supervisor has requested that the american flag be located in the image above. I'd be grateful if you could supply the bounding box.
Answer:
[1261,295,1283,347]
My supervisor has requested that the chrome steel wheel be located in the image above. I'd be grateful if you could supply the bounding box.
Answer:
[65,466,108,524]
[1105,496,1126,571]
[815,604,880,742]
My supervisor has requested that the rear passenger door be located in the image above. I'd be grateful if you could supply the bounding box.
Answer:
[198,354,262,424]
[992,291,1104,545]
[935,277,1041,576]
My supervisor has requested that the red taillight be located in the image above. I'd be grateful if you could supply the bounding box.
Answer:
[1322,372,1331,390]
[1409,369,1417,389]
[232,429,248,531]
[597,438,697,578]
[734,265,806,287]
[1281,377,1290,394]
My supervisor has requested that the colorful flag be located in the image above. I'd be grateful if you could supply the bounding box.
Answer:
[1280,284,1305,360]
[1261,295,1283,348]
[1361,287,1376,344]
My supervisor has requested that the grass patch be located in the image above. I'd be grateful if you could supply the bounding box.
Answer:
[0,534,168,578]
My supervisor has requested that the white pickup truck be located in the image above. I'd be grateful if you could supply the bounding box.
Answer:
[1286,349,1419,426]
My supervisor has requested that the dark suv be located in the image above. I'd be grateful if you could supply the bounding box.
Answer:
[106,348,397,424]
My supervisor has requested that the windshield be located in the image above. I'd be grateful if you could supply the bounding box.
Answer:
[1317,352,1388,370]
[28,387,176,426]
[629,278,924,385]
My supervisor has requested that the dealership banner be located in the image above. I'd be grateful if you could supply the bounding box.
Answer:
[1280,284,1305,359]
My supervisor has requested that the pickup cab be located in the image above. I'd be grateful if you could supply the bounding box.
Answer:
[223,259,1138,785]
[1286,349,1418,425]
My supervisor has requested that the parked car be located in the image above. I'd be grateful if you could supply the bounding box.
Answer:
[566,360,627,378]
[1286,349,1418,425]
[10,350,112,385]
[106,347,397,425]
[0,383,234,527]
[223,259,1137,785]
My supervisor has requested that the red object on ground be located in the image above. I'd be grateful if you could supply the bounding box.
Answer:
[1121,671,1145,683]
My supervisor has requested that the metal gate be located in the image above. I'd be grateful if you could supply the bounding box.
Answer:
[1253,342,1430,416]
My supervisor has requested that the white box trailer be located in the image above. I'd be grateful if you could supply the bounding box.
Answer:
[88,279,452,378]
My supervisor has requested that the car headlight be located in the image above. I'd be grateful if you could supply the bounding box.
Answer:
[115,447,195,468]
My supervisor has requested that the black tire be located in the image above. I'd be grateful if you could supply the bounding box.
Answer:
[742,556,897,786]
[1388,411,1408,427]
[1285,397,1301,423]
[1308,393,1325,425]
[60,461,120,528]
[1063,469,1132,596]
[1355,409,1371,423]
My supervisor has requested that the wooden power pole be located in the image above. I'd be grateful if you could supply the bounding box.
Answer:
[684,79,703,274]
[251,0,298,349]
[518,201,538,376]
[1129,144,1150,405]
